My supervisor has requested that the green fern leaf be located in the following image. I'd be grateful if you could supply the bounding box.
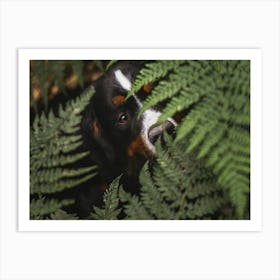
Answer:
[127,60,185,99]
[91,177,122,220]
[30,197,75,219]
[30,86,97,218]
[129,60,250,218]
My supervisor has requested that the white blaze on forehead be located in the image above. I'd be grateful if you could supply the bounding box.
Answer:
[115,69,142,107]
[114,70,132,91]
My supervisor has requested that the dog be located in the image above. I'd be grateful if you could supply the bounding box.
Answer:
[77,61,177,217]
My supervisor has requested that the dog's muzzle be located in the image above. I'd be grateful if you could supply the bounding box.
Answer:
[148,119,177,144]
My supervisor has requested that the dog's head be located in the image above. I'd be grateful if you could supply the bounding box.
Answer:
[82,61,176,182]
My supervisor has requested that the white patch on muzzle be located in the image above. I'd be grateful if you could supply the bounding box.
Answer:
[142,109,161,154]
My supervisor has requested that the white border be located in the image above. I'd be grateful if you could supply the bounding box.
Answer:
[18,49,262,232]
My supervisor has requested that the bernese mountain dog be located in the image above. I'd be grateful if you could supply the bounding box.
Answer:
[77,61,177,217]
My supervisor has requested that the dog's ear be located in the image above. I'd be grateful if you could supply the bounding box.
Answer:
[81,102,115,166]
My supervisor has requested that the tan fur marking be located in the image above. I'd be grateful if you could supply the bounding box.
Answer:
[127,134,153,158]
[143,83,154,93]
[92,121,101,138]
[127,135,145,157]
[112,95,125,106]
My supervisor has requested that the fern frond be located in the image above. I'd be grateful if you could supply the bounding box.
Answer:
[119,187,153,220]
[38,151,91,169]
[139,164,175,219]
[139,80,184,115]
[91,177,122,220]
[106,60,118,70]
[187,194,226,219]
[130,60,250,218]
[31,167,98,194]
[50,209,79,220]
[119,133,228,220]
[196,124,226,159]
[30,60,250,220]
[127,60,185,99]
[30,86,97,217]
[30,197,74,219]
[157,89,200,124]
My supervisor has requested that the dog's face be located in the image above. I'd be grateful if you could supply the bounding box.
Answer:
[82,61,175,183]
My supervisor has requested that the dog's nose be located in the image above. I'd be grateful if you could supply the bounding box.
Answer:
[148,120,175,144]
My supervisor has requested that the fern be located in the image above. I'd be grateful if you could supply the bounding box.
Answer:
[50,209,79,220]
[29,60,250,220]
[128,60,250,219]
[127,60,185,100]
[30,197,75,219]
[30,86,97,219]
[106,60,118,70]
[90,177,122,220]
[119,134,229,220]
[119,187,154,220]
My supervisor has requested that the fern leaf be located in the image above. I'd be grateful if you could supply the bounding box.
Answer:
[119,187,153,220]
[157,89,200,124]
[30,197,74,219]
[127,60,185,99]
[140,164,175,219]
[139,80,184,115]
[30,86,97,218]
[50,209,79,220]
[91,177,122,220]
[119,133,228,220]
[128,60,250,219]
[106,60,118,70]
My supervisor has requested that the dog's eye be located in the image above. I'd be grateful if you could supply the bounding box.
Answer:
[118,113,128,124]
